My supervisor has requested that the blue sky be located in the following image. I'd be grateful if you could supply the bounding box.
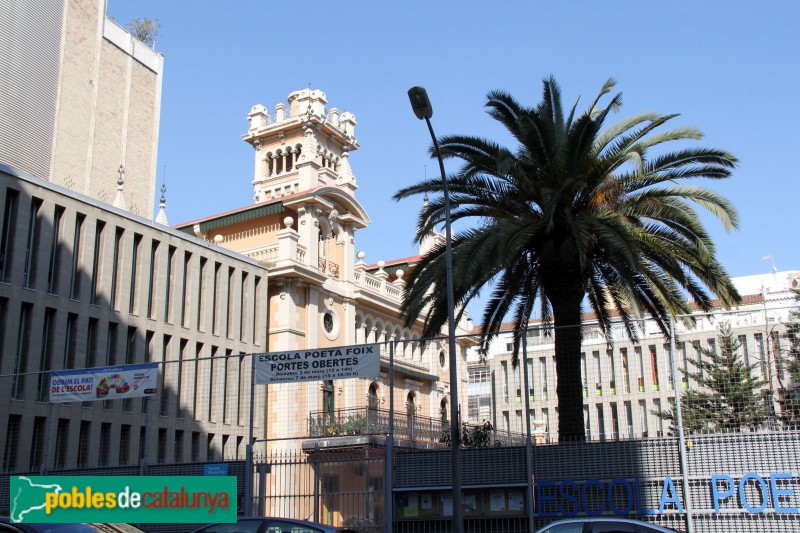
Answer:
[108,1,799,321]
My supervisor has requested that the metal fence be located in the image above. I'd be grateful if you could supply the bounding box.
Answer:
[1,303,799,532]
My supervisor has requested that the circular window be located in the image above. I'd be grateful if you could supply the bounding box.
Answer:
[321,308,340,340]
[439,350,446,369]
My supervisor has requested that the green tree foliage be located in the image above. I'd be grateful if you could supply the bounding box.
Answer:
[780,288,800,427]
[394,76,741,441]
[127,18,160,48]
[656,322,770,433]
[440,421,500,448]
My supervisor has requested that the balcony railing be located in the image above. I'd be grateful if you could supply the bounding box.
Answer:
[309,407,446,444]
[307,407,527,447]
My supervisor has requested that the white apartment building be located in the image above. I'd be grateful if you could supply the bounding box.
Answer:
[467,271,799,442]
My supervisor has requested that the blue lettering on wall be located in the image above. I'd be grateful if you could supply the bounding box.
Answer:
[533,472,799,518]
[770,473,798,513]
[558,480,580,517]
[608,478,634,515]
[658,476,684,514]
[581,479,605,516]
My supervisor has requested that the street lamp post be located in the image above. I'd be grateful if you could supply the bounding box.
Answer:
[408,86,463,533]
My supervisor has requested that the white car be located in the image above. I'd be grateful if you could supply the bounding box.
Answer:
[534,517,679,533]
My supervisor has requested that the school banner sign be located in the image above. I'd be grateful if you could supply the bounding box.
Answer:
[49,364,159,403]
[255,343,380,384]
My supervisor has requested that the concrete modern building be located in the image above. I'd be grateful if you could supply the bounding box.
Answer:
[0,0,163,219]
[467,271,800,443]
[0,162,268,473]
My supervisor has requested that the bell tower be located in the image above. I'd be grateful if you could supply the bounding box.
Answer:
[243,88,359,204]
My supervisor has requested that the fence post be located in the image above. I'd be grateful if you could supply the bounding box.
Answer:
[245,351,257,516]
[139,396,151,476]
[313,442,320,523]
[245,443,253,515]
[670,317,694,532]
[521,328,535,533]
[384,341,395,533]
[40,402,55,475]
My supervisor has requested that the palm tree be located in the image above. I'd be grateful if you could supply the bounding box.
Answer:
[394,77,742,441]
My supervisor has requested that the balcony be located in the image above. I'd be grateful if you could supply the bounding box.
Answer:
[308,407,446,445]
[306,407,528,448]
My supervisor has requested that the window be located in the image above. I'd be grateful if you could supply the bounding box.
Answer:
[738,335,750,367]
[104,323,118,410]
[649,345,659,391]
[208,347,217,422]
[591,522,637,532]
[238,354,246,425]
[596,404,606,441]
[212,262,220,334]
[253,276,262,344]
[0,188,20,283]
[678,342,689,387]
[593,350,602,395]
[191,431,200,462]
[129,233,142,314]
[207,433,216,461]
[164,245,176,321]
[29,417,46,471]
[157,428,167,463]
[77,421,90,467]
[99,423,112,466]
[581,352,588,397]
[754,333,766,376]
[22,198,42,288]
[86,318,99,369]
[240,271,248,340]
[639,400,649,438]
[147,240,159,318]
[51,421,70,470]
[222,349,230,424]
[119,424,131,465]
[159,335,171,416]
[89,220,105,304]
[12,303,32,399]
[607,349,616,392]
[36,309,56,401]
[174,430,184,462]
[621,348,630,393]
[177,339,187,418]
[323,380,335,420]
[501,361,509,403]
[63,313,78,369]
[197,257,206,329]
[635,346,645,391]
[70,213,85,299]
[3,414,21,471]
[46,206,65,293]
[664,343,675,390]
[226,267,234,337]
[193,343,203,417]
[540,358,549,398]
[110,228,124,308]
[139,427,147,462]
[693,340,703,380]
[181,251,191,327]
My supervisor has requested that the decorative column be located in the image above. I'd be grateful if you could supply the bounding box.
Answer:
[277,216,299,263]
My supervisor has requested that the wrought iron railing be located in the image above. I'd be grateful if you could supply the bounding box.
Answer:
[308,406,445,443]
[307,407,527,446]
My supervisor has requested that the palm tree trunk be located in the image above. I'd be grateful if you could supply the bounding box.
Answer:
[552,291,585,442]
